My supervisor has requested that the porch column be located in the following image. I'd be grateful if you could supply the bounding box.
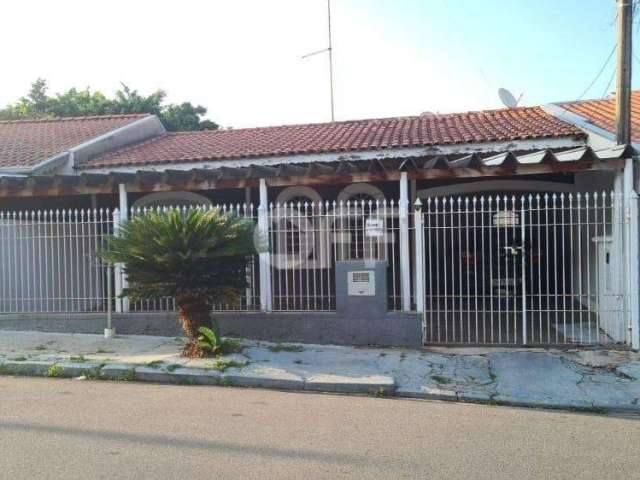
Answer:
[114,183,129,313]
[623,159,640,349]
[258,179,273,312]
[399,172,412,311]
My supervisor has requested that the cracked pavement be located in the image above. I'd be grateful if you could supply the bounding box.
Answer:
[0,330,639,412]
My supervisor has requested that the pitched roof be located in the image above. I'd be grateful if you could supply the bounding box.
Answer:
[559,91,640,142]
[82,106,585,169]
[0,114,149,169]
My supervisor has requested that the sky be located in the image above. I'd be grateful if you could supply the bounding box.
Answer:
[0,0,634,128]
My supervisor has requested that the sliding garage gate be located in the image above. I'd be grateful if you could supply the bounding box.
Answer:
[421,192,630,347]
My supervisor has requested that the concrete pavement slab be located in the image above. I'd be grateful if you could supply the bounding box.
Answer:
[0,330,639,413]
[489,352,593,409]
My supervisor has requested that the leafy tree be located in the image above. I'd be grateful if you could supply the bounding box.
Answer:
[101,208,256,357]
[0,79,219,132]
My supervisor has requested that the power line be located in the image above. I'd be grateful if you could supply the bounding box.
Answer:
[601,66,617,99]
[574,45,617,102]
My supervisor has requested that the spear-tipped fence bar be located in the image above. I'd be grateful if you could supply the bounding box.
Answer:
[0,193,632,347]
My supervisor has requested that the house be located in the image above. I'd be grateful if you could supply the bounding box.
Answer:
[0,98,637,350]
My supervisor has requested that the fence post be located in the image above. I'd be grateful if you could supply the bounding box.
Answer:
[114,183,129,313]
[113,208,123,313]
[399,172,412,311]
[258,179,273,312]
[413,199,425,316]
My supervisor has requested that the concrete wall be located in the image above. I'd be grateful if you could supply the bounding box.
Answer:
[0,311,423,348]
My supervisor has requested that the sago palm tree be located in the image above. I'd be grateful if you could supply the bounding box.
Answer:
[102,207,256,357]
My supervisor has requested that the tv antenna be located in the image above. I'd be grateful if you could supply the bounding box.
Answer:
[498,88,523,108]
[302,0,335,121]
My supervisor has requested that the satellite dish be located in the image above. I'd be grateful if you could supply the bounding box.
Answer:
[498,88,522,108]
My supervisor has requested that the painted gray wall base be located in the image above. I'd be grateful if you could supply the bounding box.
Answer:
[0,311,422,348]
[0,313,182,337]
[216,312,422,348]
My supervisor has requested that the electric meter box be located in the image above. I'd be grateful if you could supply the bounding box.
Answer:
[336,261,388,316]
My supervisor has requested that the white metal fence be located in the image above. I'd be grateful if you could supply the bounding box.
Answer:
[0,209,112,313]
[0,193,633,348]
[124,204,260,313]
[267,200,405,311]
[0,200,406,314]
[417,192,631,346]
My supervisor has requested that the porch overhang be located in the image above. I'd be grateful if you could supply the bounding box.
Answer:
[0,145,633,198]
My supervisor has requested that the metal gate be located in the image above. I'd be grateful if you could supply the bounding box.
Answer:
[420,192,630,346]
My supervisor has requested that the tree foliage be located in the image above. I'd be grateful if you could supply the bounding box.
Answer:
[0,79,219,132]
[102,208,256,304]
[101,208,256,356]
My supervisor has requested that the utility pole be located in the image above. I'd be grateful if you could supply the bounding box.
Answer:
[616,0,633,145]
[615,0,640,351]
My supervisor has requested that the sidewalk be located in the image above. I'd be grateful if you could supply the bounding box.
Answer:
[1,330,639,413]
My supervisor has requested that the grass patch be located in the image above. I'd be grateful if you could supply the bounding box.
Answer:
[94,348,114,354]
[213,359,247,372]
[268,343,304,353]
[33,344,48,351]
[146,360,164,369]
[10,356,27,362]
[431,375,452,385]
[221,377,233,387]
[166,364,182,372]
[119,369,135,381]
[0,364,8,375]
[375,387,387,398]
[70,355,88,363]
[46,364,63,378]
[219,339,243,355]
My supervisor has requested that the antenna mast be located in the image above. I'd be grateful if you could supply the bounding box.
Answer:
[327,0,335,121]
[302,0,335,121]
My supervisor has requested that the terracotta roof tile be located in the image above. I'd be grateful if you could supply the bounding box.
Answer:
[0,114,149,169]
[83,106,584,169]
[560,91,640,142]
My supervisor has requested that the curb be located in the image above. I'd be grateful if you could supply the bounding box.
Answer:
[1,359,638,413]
[0,359,394,395]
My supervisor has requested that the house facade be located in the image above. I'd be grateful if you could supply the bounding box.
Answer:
[0,97,638,350]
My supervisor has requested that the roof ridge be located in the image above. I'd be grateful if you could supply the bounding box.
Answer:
[164,105,547,137]
[0,113,150,125]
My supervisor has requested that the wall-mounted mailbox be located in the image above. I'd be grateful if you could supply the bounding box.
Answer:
[336,260,387,316]
[347,271,375,296]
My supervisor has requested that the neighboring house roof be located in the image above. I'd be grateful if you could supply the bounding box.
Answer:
[0,114,149,169]
[558,91,640,142]
[82,106,585,169]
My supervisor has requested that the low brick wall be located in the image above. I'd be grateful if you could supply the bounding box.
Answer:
[0,311,422,348]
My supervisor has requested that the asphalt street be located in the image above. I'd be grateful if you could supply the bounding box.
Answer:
[0,377,638,479]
